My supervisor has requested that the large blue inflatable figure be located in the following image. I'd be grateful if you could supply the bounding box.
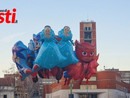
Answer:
[33,26,66,70]
[12,38,43,82]
[12,41,33,80]
[57,26,79,68]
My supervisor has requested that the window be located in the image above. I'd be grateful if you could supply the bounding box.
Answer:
[3,95,7,98]
[84,32,91,39]
[79,94,97,98]
[84,40,92,43]
[80,85,97,89]
[88,27,91,30]
[85,27,87,31]
[33,91,39,96]
[15,94,18,98]
[89,76,96,81]
[83,76,96,81]
[123,73,130,77]
[84,27,91,31]
[84,31,92,43]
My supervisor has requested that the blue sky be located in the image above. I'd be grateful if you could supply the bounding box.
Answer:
[0,0,130,77]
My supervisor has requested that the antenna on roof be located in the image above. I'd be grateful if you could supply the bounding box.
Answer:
[104,66,105,70]
[87,15,89,22]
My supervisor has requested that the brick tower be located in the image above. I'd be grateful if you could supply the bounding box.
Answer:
[80,21,97,55]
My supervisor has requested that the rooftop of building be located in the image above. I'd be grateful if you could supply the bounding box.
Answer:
[80,20,95,23]
[0,78,14,86]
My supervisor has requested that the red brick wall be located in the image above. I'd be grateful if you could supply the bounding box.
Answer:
[91,22,97,56]
[80,22,84,42]
[96,71,130,92]
[96,71,119,89]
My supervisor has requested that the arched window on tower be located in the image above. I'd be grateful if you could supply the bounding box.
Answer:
[84,27,91,31]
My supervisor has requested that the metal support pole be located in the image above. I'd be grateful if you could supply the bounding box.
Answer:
[69,79,74,98]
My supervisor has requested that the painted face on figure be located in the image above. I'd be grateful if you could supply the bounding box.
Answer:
[45,27,51,38]
[46,29,50,34]
[64,27,70,37]
[75,40,96,63]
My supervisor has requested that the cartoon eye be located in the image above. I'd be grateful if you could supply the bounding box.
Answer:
[82,51,87,56]
[90,52,94,56]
